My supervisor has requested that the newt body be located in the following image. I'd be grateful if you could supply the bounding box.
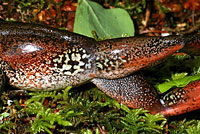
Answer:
[0,21,96,91]
[0,21,200,116]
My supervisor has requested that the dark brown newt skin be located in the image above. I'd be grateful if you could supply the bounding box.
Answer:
[0,21,200,117]
[95,36,184,79]
[0,21,96,90]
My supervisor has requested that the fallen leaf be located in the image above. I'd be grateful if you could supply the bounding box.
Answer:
[49,4,56,17]
[184,0,200,10]
[61,1,77,11]
[38,10,46,22]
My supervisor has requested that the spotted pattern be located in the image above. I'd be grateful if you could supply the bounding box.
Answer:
[162,88,186,106]
[95,36,184,79]
[159,80,200,116]
[0,21,96,91]
[92,73,162,113]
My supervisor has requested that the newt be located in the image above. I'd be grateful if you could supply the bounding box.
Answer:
[0,21,200,117]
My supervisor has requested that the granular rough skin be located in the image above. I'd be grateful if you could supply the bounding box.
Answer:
[160,80,200,117]
[95,36,184,79]
[0,21,96,91]
[1,21,200,117]
[0,21,186,91]
[92,73,162,114]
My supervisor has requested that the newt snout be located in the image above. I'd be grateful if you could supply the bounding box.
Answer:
[0,21,200,117]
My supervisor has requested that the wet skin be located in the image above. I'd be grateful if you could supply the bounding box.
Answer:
[0,21,200,117]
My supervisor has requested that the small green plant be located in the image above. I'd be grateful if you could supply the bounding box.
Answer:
[169,119,200,134]
[28,105,72,134]
[120,106,166,133]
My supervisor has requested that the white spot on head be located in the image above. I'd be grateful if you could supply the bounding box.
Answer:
[21,43,41,53]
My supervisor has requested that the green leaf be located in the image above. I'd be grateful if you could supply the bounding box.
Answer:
[1,112,10,118]
[81,129,93,134]
[171,72,188,80]
[157,75,200,93]
[74,0,134,38]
